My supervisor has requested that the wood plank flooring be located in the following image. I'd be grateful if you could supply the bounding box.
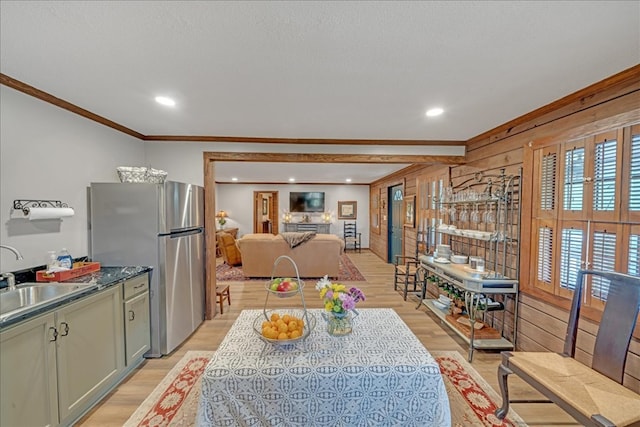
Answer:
[77,251,578,426]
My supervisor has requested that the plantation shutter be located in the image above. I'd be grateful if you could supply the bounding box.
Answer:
[628,230,639,277]
[536,225,553,288]
[593,139,617,212]
[540,152,557,212]
[630,132,640,212]
[559,227,583,292]
[590,229,616,303]
[563,146,585,211]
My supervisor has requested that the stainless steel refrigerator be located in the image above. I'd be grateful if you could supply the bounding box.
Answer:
[89,181,205,357]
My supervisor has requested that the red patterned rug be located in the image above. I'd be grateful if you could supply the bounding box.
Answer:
[124,350,526,427]
[216,253,366,282]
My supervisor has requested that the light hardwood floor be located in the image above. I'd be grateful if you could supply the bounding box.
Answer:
[77,251,578,426]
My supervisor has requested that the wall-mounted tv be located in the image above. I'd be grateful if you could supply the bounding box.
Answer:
[289,192,325,213]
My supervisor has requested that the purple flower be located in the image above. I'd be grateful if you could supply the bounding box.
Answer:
[341,295,356,311]
[350,287,366,303]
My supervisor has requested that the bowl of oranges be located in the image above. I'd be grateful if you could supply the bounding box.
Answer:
[253,309,315,345]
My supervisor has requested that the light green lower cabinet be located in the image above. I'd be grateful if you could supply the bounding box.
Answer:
[0,312,59,427]
[56,285,124,424]
[0,276,150,427]
[124,290,150,365]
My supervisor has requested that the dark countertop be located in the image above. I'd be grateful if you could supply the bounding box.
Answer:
[0,266,152,329]
[61,266,152,286]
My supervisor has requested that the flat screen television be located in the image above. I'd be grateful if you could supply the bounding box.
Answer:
[289,192,325,213]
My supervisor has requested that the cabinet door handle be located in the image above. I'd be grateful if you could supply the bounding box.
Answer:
[133,284,146,290]
[49,326,58,342]
[59,322,69,337]
[129,310,135,321]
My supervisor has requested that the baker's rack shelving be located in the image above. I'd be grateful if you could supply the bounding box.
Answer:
[419,168,522,361]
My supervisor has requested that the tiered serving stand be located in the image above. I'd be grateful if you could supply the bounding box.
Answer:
[253,255,315,353]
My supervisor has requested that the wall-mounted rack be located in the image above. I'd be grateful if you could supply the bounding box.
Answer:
[13,199,70,215]
[11,199,74,220]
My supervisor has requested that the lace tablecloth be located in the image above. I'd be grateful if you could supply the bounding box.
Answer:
[196,308,451,426]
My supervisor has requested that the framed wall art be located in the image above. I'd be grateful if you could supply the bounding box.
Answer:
[404,195,415,228]
[338,201,357,220]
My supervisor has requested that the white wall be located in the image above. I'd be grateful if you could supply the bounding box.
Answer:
[144,142,372,246]
[0,87,145,271]
[216,183,370,246]
[0,92,374,274]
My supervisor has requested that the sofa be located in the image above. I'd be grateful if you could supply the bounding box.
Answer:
[236,233,345,278]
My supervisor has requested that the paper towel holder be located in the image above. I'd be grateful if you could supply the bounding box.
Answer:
[12,199,73,217]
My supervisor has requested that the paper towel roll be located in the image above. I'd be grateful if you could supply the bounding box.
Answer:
[27,207,75,220]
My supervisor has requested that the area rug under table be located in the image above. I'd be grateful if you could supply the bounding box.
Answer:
[216,253,366,282]
[124,350,526,427]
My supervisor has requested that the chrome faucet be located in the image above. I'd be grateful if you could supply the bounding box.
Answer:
[1,245,24,291]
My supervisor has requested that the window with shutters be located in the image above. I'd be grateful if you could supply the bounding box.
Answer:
[529,125,638,310]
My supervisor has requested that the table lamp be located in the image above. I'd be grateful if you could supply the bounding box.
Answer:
[216,210,228,229]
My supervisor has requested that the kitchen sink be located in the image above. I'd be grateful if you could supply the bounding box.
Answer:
[0,282,96,323]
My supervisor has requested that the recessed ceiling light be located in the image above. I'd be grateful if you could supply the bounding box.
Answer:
[346,178,352,183]
[426,108,444,117]
[289,177,296,182]
[155,96,176,107]
[231,177,238,182]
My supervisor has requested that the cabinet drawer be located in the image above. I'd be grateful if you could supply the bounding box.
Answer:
[123,274,148,300]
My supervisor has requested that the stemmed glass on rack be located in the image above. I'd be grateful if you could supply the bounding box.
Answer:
[470,204,481,224]
[483,204,495,224]
[459,205,469,223]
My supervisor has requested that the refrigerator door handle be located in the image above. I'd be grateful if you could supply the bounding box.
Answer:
[160,228,204,238]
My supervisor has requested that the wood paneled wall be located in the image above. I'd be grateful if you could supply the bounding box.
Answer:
[370,65,640,392]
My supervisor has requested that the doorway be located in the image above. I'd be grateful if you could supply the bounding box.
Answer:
[387,184,404,263]
[253,191,279,234]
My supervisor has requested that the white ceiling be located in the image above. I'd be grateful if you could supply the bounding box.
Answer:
[1,1,638,183]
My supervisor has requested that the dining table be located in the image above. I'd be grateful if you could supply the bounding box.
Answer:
[196,308,451,426]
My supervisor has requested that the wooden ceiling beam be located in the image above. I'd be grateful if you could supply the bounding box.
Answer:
[145,134,465,146]
[204,151,465,165]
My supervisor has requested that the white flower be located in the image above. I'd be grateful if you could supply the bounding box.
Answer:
[315,274,331,291]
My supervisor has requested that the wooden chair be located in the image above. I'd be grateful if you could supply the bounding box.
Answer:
[394,230,426,301]
[495,269,640,427]
[215,285,231,315]
[343,222,361,253]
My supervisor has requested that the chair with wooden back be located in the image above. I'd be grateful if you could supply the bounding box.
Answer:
[495,269,640,427]
[394,229,427,301]
[343,222,361,253]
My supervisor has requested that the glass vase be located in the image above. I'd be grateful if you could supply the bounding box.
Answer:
[326,311,353,336]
